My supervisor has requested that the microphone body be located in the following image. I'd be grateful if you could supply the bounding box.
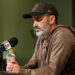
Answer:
[0,37,18,52]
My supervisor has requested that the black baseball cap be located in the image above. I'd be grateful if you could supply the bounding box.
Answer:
[23,2,58,18]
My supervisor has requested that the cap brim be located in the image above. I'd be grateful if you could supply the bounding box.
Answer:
[23,12,44,18]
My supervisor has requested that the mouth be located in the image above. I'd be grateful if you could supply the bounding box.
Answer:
[35,28,41,32]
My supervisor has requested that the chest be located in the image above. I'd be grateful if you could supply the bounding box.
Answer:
[37,39,52,67]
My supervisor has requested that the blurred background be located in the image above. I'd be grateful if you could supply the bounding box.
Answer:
[0,0,74,66]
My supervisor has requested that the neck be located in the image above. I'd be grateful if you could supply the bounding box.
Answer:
[51,24,57,31]
[44,24,57,38]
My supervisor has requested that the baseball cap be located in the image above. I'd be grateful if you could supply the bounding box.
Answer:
[23,2,58,18]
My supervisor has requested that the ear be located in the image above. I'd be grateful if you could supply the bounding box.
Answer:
[49,15,55,25]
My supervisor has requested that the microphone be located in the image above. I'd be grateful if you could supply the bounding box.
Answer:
[0,37,18,70]
[0,37,18,52]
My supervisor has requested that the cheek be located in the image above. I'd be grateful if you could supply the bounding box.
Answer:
[43,23,50,31]
[39,21,47,28]
[38,17,49,28]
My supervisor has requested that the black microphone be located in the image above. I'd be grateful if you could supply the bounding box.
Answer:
[0,37,18,70]
[0,37,18,52]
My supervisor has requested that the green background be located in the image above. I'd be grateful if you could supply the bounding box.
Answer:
[0,0,73,66]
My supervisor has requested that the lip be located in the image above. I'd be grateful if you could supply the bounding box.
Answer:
[36,28,40,32]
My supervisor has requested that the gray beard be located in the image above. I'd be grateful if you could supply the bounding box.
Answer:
[36,30,44,37]
[35,25,50,37]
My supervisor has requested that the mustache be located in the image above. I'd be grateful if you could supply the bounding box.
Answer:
[34,26,41,29]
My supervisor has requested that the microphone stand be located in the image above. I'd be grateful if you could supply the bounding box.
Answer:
[0,51,3,70]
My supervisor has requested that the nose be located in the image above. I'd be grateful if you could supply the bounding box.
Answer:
[33,21,38,27]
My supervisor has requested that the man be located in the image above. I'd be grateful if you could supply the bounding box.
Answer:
[6,2,75,75]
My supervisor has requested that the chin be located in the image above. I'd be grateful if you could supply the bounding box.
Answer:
[36,31,44,37]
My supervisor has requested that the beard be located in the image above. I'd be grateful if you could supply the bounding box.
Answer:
[35,19,50,37]
[36,29,44,37]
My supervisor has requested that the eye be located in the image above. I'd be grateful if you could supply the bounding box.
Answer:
[32,14,45,22]
[36,18,43,22]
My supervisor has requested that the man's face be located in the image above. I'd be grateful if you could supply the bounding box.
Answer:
[32,14,50,37]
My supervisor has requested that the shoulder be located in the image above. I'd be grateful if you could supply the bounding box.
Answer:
[50,25,75,44]
[52,25,74,38]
